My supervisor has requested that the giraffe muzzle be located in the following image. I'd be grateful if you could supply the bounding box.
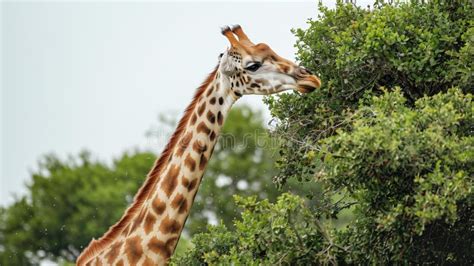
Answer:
[294,67,321,93]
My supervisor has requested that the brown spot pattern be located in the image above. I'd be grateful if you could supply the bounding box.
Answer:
[184,154,196,171]
[131,208,147,232]
[160,164,179,197]
[218,97,224,105]
[217,111,223,125]
[148,236,178,259]
[207,111,216,123]
[148,236,169,258]
[171,193,188,213]
[182,176,190,187]
[138,208,147,220]
[176,132,192,157]
[209,97,216,104]
[159,215,181,234]
[199,154,208,170]
[182,176,198,191]
[94,257,102,266]
[143,256,155,266]
[105,241,123,264]
[196,122,211,135]
[125,236,143,265]
[166,236,179,252]
[210,131,216,141]
[152,198,166,215]
[206,87,213,96]
[192,140,207,153]
[190,113,198,125]
[116,259,124,266]
[143,212,157,234]
[197,103,206,116]
[188,178,198,191]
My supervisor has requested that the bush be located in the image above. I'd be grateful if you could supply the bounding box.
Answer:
[171,193,336,265]
[323,88,473,264]
[265,0,473,185]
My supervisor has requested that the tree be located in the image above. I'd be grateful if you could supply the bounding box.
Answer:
[171,193,336,265]
[173,1,473,264]
[0,151,153,265]
[323,88,473,264]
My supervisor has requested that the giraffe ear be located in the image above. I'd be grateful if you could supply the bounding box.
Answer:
[219,50,239,76]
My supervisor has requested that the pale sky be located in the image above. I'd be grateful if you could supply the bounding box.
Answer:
[1,1,371,206]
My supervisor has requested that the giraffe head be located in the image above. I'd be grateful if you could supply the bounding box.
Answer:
[218,25,321,96]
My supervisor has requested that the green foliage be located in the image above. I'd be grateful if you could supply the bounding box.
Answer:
[0,199,34,265]
[265,0,473,186]
[0,151,153,264]
[296,0,472,99]
[322,88,473,264]
[171,193,338,265]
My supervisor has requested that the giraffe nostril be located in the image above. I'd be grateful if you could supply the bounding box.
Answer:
[294,67,313,78]
[299,67,313,75]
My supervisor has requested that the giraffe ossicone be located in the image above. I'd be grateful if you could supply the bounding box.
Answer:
[77,25,321,266]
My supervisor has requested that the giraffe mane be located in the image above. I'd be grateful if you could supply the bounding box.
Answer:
[77,66,218,265]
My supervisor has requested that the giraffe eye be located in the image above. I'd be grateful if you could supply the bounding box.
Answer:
[245,62,262,72]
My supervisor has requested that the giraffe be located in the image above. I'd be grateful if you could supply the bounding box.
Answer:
[77,25,321,266]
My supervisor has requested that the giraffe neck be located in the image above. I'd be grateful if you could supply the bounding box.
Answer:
[77,68,239,265]
[138,71,237,263]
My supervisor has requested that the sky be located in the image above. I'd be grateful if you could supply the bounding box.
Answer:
[1,1,371,207]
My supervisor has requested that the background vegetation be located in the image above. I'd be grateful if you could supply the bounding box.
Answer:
[1,0,472,265]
